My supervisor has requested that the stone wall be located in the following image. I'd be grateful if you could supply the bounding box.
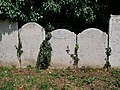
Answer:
[0,19,18,67]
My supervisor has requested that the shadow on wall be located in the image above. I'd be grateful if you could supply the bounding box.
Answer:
[0,19,18,41]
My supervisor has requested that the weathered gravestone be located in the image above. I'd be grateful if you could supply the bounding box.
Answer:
[109,15,120,67]
[78,28,108,67]
[50,29,76,67]
[20,22,45,67]
[0,19,19,67]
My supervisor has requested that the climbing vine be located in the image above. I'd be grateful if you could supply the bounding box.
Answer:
[15,30,23,68]
[36,32,52,69]
[103,47,111,70]
[66,44,79,68]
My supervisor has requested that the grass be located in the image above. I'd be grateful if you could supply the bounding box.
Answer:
[0,66,120,90]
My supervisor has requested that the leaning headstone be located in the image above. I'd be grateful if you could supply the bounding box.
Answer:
[0,19,19,67]
[20,22,45,67]
[77,28,108,67]
[50,29,76,68]
[109,15,120,67]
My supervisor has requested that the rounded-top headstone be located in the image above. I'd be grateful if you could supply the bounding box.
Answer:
[50,29,76,68]
[20,22,45,67]
[78,28,108,67]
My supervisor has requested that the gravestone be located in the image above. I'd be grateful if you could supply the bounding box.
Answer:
[0,19,19,67]
[109,15,120,67]
[77,28,108,67]
[50,29,76,67]
[20,22,45,67]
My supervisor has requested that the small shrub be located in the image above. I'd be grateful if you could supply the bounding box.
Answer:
[36,32,52,69]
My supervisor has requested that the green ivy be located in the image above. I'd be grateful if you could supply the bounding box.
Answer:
[67,44,79,68]
[36,33,52,69]
[103,47,111,70]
